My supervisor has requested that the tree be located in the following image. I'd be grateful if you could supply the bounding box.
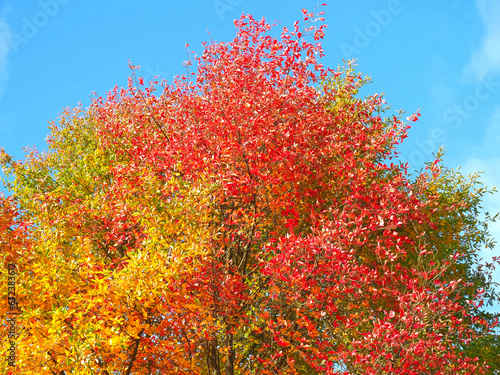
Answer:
[1,7,499,374]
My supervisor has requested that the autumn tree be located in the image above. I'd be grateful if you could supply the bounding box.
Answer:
[1,7,499,374]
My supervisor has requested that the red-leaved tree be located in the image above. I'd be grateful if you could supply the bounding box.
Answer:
[1,6,498,375]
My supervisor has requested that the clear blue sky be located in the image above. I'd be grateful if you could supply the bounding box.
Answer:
[1,0,499,309]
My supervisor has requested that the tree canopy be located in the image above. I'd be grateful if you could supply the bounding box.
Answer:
[1,7,499,375]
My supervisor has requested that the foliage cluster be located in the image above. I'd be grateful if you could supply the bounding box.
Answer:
[1,7,499,374]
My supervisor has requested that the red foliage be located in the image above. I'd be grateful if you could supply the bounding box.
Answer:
[85,7,490,374]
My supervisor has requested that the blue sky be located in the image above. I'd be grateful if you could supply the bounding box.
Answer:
[0,0,499,308]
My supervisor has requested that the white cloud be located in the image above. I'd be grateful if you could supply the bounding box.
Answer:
[464,0,500,82]
[0,16,11,98]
